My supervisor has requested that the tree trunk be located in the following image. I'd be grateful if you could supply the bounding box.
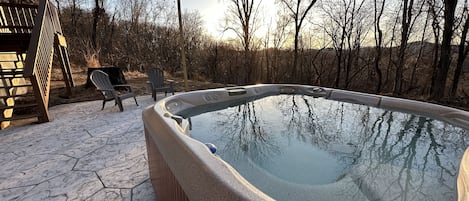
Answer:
[373,0,385,93]
[394,0,414,95]
[335,26,347,88]
[430,0,457,100]
[386,15,400,85]
[409,13,429,92]
[177,0,188,91]
[92,0,100,50]
[280,0,318,82]
[293,24,299,80]
[71,0,76,33]
[450,5,469,97]
[335,47,343,88]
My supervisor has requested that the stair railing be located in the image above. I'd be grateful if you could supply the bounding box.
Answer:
[0,2,37,34]
[23,0,74,122]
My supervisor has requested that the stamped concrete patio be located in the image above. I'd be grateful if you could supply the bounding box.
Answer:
[0,96,157,201]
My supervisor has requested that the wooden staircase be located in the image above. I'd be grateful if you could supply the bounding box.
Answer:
[0,53,38,128]
[0,0,74,129]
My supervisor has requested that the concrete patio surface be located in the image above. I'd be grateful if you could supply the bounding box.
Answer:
[0,96,157,201]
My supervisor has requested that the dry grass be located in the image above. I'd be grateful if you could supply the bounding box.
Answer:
[84,52,101,68]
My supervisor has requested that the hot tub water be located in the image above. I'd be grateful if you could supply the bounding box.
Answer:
[188,94,467,201]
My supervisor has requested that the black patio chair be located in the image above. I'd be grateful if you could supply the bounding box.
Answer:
[90,70,138,112]
[146,67,174,101]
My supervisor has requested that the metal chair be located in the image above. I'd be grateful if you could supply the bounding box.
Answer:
[146,67,174,101]
[90,70,138,112]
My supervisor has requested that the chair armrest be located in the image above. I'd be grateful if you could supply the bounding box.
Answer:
[167,80,174,88]
[96,88,117,97]
[96,88,115,92]
[166,80,175,94]
[113,84,132,88]
[113,84,133,92]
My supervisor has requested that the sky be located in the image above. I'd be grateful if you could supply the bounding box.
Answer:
[181,0,226,38]
[180,0,278,40]
[85,0,278,41]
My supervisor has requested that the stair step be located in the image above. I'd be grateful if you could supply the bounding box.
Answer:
[0,70,25,77]
[0,84,33,89]
[0,75,26,79]
[1,113,38,121]
[0,103,38,110]
[0,53,21,61]
[0,69,25,73]
[0,94,32,99]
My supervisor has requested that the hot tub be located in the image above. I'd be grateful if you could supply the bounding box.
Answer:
[142,84,469,201]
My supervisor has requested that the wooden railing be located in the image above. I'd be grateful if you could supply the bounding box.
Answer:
[0,3,37,127]
[22,0,73,122]
[0,0,74,124]
[0,2,37,33]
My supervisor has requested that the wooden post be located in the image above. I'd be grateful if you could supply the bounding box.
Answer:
[177,0,188,92]
[55,33,74,97]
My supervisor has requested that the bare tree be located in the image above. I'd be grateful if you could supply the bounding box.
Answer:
[53,0,83,34]
[279,0,318,81]
[224,0,262,83]
[343,0,367,89]
[428,0,443,94]
[70,0,81,34]
[373,0,386,93]
[271,11,291,82]
[450,0,469,97]
[181,11,204,79]
[92,0,104,50]
[320,0,350,88]
[320,0,367,89]
[385,11,401,85]
[225,0,261,52]
[408,12,430,92]
[430,0,458,100]
[394,0,416,95]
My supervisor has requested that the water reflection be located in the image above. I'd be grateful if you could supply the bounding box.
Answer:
[188,95,467,201]
[198,102,281,163]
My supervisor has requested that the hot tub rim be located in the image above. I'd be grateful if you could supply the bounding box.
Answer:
[143,84,469,201]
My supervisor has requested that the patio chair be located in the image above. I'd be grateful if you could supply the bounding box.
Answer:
[90,70,138,112]
[146,67,174,101]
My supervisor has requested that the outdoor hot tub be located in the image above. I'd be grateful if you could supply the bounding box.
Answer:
[142,84,469,201]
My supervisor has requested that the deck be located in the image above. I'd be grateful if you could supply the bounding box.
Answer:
[0,96,156,200]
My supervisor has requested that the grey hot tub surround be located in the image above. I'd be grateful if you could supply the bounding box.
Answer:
[142,84,469,201]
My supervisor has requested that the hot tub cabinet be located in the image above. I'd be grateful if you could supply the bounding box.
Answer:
[142,84,469,201]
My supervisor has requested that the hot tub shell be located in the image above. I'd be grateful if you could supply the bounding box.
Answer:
[142,84,469,201]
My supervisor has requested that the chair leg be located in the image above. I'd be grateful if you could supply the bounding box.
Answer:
[101,100,106,110]
[152,91,156,101]
[169,83,175,95]
[134,96,139,106]
[117,98,124,112]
